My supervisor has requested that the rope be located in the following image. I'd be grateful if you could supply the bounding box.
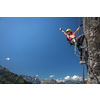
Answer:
[80,18,83,35]
[74,17,83,52]
[83,64,84,84]
[78,17,80,36]
[78,18,85,84]
[78,17,83,36]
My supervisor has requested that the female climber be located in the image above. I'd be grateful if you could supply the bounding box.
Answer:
[59,24,85,65]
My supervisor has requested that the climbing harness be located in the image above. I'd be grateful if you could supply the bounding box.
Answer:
[67,37,77,52]
[67,38,73,45]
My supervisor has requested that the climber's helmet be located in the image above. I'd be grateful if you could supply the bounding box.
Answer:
[66,29,72,35]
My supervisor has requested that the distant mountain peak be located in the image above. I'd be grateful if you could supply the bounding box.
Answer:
[40,78,57,84]
[20,75,41,84]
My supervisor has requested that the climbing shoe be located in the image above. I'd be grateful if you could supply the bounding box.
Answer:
[79,46,85,49]
[79,61,86,65]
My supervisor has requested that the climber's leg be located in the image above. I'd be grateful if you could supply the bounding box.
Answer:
[77,45,83,61]
[79,34,85,45]
[79,49,86,65]
[77,34,86,65]
[77,34,85,44]
[77,45,86,65]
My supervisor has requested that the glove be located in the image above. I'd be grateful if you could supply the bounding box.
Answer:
[80,24,83,27]
[59,27,62,31]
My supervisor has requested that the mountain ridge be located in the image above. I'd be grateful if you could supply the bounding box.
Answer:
[0,65,27,84]
[0,65,86,84]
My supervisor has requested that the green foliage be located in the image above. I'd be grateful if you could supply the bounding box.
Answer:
[0,65,27,84]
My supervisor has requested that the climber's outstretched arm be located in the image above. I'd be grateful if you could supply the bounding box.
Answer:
[61,30,69,38]
[74,24,83,35]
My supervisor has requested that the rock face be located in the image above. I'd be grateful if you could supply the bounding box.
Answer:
[83,17,100,84]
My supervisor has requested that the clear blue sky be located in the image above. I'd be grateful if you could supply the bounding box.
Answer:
[0,17,87,81]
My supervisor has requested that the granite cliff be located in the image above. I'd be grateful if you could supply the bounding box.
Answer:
[83,17,100,84]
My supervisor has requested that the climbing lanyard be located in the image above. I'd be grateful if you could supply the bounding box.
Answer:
[74,42,77,52]
[71,38,77,52]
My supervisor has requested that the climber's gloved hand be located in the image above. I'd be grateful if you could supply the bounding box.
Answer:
[59,27,62,31]
[80,24,83,27]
